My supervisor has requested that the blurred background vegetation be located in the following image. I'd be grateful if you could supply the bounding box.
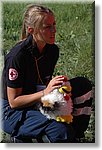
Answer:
[1,1,95,142]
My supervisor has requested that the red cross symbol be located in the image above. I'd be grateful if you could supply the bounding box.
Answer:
[9,68,18,80]
[10,71,16,77]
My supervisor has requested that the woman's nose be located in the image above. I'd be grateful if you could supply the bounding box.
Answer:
[50,25,56,33]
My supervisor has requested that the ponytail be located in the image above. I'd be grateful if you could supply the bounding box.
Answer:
[21,20,26,40]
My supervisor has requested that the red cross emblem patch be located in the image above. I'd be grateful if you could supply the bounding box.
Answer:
[9,68,18,80]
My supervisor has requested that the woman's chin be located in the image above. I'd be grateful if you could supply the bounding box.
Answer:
[48,39,55,44]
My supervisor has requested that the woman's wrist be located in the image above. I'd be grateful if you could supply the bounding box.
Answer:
[43,88,48,96]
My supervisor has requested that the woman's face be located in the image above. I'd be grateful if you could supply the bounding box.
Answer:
[35,14,56,45]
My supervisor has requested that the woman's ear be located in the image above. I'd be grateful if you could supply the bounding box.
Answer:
[28,26,34,34]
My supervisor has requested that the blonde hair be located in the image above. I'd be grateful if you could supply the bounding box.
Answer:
[21,4,54,40]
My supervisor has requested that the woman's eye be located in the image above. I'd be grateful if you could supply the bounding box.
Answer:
[43,23,56,29]
[44,26,51,29]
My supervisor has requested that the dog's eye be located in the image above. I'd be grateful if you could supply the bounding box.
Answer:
[54,102,60,108]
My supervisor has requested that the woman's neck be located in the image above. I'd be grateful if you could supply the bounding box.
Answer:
[37,42,46,53]
[33,38,46,53]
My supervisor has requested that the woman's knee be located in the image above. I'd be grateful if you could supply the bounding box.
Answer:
[70,76,93,98]
[45,121,74,143]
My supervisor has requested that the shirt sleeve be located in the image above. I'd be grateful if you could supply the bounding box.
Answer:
[5,54,25,88]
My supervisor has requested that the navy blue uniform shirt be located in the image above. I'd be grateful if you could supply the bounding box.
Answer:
[2,35,59,99]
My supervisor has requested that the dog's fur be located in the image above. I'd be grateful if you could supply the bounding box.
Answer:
[39,88,73,121]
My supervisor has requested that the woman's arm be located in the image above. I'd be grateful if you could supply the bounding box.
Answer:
[7,87,44,109]
[7,75,64,109]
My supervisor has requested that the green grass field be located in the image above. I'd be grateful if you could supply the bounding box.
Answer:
[1,1,95,142]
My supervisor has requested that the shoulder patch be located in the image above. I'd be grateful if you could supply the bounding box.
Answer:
[9,68,18,80]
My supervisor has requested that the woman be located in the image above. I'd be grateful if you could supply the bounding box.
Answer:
[1,4,93,143]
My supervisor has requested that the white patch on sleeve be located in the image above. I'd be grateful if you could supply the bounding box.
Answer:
[9,68,18,80]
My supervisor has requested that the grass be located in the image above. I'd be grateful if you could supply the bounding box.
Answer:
[1,1,95,143]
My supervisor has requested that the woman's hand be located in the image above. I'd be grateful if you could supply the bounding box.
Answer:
[44,75,66,95]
